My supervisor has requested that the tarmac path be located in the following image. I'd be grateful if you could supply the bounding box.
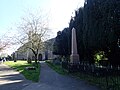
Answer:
[0,63,31,90]
[22,61,100,90]
[0,62,100,90]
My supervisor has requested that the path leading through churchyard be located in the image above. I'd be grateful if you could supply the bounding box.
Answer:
[22,61,100,90]
[0,62,100,90]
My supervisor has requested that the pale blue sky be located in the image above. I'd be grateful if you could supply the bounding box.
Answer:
[0,0,84,55]
[0,0,51,37]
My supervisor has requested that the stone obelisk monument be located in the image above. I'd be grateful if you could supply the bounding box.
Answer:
[70,28,79,64]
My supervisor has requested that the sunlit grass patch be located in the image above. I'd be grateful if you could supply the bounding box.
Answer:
[46,60,68,75]
[4,60,40,82]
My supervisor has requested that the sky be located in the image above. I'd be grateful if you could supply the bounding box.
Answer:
[0,0,84,55]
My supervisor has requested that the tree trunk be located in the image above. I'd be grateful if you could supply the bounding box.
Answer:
[34,54,38,64]
[30,48,38,64]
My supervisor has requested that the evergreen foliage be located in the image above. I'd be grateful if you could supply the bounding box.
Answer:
[53,0,120,65]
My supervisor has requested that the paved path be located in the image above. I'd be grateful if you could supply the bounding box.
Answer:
[0,63,31,90]
[23,61,100,90]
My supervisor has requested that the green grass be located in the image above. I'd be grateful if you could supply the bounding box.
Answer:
[46,60,120,90]
[46,60,68,75]
[4,60,40,82]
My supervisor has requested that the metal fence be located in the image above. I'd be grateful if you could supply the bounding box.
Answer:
[62,61,120,90]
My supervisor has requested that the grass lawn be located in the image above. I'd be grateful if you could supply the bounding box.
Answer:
[46,60,120,90]
[46,60,68,75]
[4,60,40,82]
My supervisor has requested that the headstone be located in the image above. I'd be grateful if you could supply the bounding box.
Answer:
[25,66,36,70]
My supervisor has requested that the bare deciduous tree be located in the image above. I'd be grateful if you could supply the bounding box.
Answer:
[16,12,50,63]
[0,41,8,52]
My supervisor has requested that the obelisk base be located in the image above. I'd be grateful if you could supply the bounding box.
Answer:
[70,54,79,64]
[68,54,79,72]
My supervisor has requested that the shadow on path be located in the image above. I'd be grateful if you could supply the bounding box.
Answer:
[0,64,31,90]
